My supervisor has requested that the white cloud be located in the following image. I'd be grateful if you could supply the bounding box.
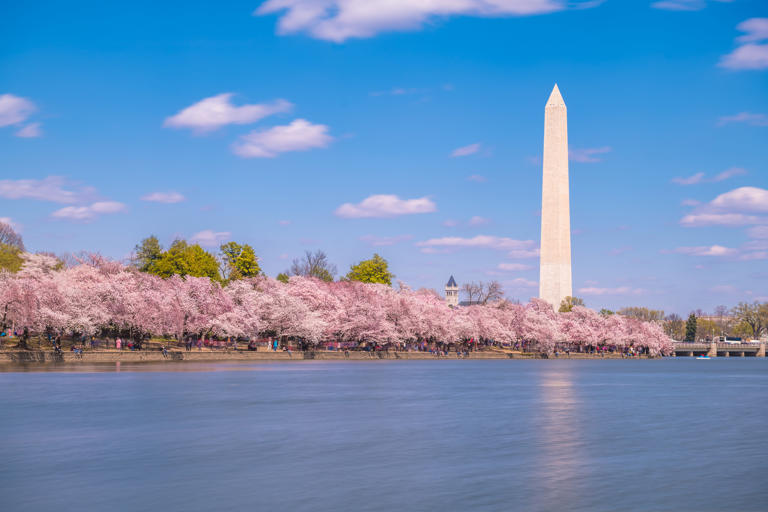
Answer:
[451,143,481,157]
[335,194,436,218]
[673,168,746,185]
[507,248,540,258]
[650,0,714,11]
[278,220,292,226]
[164,93,292,133]
[141,191,185,203]
[680,213,766,227]
[232,119,333,158]
[710,187,768,213]
[416,235,535,251]
[569,146,611,163]
[718,112,768,127]
[468,216,490,226]
[190,230,231,247]
[669,245,737,257]
[467,174,487,182]
[0,176,92,203]
[15,122,42,138]
[712,167,747,182]
[51,201,126,221]
[506,278,538,288]
[359,234,413,246]
[720,19,768,70]
[255,0,597,42]
[735,17,768,43]
[671,172,704,185]
[0,94,36,127]
[747,226,768,239]
[497,263,532,271]
[681,199,701,206]
[442,219,458,227]
[578,286,645,296]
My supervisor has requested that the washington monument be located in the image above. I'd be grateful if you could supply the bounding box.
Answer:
[539,84,572,310]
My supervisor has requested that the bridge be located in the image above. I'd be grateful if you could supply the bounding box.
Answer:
[673,341,766,357]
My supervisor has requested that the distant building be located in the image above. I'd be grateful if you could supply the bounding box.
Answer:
[445,275,459,307]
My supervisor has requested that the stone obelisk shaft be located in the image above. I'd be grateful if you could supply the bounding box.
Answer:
[539,84,572,310]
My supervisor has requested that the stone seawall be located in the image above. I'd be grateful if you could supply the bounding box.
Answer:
[0,349,651,365]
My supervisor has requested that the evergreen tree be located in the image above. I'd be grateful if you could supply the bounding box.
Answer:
[684,312,698,342]
[133,236,163,273]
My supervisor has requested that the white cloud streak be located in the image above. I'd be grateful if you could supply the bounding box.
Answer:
[718,111,768,127]
[164,93,293,133]
[15,122,42,138]
[232,119,333,158]
[720,18,768,71]
[255,0,599,42]
[190,230,231,247]
[417,235,536,252]
[451,143,481,157]
[141,191,186,203]
[0,176,93,204]
[578,286,645,296]
[336,194,436,218]
[0,94,36,127]
[51,201,126,221]
[569,146,611,163]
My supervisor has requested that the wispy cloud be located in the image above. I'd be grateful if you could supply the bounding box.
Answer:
[569,146,611,163]
[232,119,333,158]
[0,94,36,128]
[190,230,231,247]
[578,286,646,296]
[0,176,94,204]
[467,174,487,182]
[672,168,746,185]
[720,18,768,71]
[416,235,536,251]
[15,122,42,138]
[141,191,185,204]
[667,245,738,257]
[506,278,538,288]
[255,0,601,42]
[336,194,436,218]
[718,111,768,127]
[164,93,292,133]
[468,216,490,226]
[359,234,413,246]
[650,0,726,11]
[51,201,126,221]
[451,143,481,157]
[672,172,705,185]
[497,263,532,271]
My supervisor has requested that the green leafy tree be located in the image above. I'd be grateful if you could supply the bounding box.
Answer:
[345,253,395,286]
[276,272,289,284]
[132,235,163,273]
[152,240,221,281]
[558,296,584,313]
[220,242,261,281]
[599,308,615,316]
[684,313,698,342]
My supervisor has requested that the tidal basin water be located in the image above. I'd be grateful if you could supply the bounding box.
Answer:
[1,359,766,512]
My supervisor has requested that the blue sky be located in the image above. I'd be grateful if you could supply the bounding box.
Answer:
[1,0,767,314]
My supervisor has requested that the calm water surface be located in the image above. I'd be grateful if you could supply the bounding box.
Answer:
[1,359,766,512]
